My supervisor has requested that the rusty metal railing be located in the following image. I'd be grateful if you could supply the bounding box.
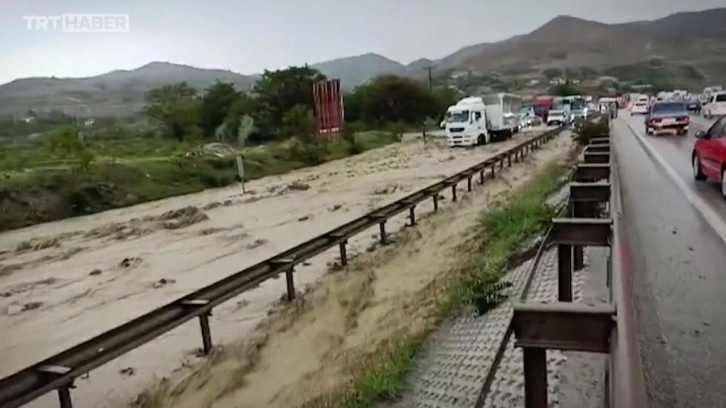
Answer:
[510,119,648,407]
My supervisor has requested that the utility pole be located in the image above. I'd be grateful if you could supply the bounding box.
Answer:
[424,65,434,93]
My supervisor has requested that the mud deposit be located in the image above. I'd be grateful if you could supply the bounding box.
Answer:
[0,128,552,407]
[132,130,574,408]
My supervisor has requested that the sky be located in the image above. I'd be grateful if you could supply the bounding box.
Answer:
[0,0,724,85]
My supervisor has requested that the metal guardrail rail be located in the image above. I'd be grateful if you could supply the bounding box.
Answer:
[0,125,573,408]
[491,117,648,408]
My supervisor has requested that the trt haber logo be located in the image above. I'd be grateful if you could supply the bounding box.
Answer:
[23,14,130,33]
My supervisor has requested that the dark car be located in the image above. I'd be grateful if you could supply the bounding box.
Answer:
[686,99,702,113]
[645,101,690,136]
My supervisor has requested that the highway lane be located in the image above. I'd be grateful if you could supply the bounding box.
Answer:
[612,117,726,408]
[621,111,726,219]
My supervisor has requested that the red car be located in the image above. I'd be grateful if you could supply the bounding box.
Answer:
[692,115,726,198]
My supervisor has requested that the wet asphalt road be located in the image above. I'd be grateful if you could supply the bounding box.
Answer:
[622,112,726,219]
[613,115,726,407]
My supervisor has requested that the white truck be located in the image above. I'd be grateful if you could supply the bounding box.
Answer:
[443,94,522,147]
[443,97,489,147]
[482,93,522,138]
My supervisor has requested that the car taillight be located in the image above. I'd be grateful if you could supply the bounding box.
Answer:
[678,116,689,122]
[650,118,661,124]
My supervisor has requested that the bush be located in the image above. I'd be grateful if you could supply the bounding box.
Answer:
[386,122,407,143]
[341,124,364,155]
[287,138,329,165]
[573,120,609,146]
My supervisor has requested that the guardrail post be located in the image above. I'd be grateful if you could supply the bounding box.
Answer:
[513,302,616,408]
[433,194,439,212]
[199,312,213,354]
[571,201,585,271]
[409,206,416,226]
[557,244,573,302]
[467,176,473,192]
[38,366,74,408]
[507,154,512,167]
[286,267,295,301]
[551,218,613,302]
[451,184,457,202]
[523,348,548,408]
[339,241,348,266]
[271,259,296,301]
[379,221,387,244]
[490,165,495,178]
[479,170,485,184]
[181,299,215,354]
[58,386,73,408]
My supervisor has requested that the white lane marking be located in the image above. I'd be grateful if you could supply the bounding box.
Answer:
[623,119,726,247]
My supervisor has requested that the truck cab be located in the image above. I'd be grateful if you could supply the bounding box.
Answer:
[444,98,489,147]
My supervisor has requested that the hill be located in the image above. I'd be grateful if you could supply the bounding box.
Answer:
[2,7,726,118]
[0,62,257,118]
[456,8,726,87]
[310,53,407,88]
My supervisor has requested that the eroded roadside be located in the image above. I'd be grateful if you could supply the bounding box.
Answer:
[132,130,576,408]
[0,129,547,408]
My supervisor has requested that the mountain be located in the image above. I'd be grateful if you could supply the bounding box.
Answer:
[311,53,406,89]
[455,8,726,87]
[2,7,726,118]
[0,62,257,118]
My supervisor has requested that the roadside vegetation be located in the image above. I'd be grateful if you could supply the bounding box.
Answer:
[322,157,573,408]
[0,68,458,232]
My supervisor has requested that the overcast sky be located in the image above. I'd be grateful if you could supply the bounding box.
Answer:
[0,0,723,85]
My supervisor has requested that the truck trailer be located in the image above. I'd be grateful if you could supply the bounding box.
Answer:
[443,94,522,147]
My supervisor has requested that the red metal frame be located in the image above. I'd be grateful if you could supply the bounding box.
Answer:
[312,78,344,136]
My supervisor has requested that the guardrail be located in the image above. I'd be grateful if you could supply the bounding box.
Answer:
[505,118,648,407]
[0,125,574,408]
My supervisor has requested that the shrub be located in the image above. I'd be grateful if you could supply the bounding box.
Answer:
[572,120,609,146]
[287,137,329,165]
[341,124,364,155]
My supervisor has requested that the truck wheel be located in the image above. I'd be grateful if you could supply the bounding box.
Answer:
[477,134,486,145]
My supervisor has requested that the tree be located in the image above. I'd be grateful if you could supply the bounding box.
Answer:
[342,90,365,124]
[549,81,583,97]
[199,81,239,138]
[281,104,316,143]
[542,68,562,80]
[221,93,259,142]
[432,86,459,114]
[252,66,326,140]
[144,82,200,141]
[48,125,95,172]
[357,75,439,125]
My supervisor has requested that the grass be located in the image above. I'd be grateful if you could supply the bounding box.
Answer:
[327,158,573,408]
[0,131,398,232]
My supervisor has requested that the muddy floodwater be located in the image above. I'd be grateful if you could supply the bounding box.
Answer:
[0,128,547,407]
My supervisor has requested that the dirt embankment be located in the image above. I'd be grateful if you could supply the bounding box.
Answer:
[0,130,550,408]
[132,130,575,408]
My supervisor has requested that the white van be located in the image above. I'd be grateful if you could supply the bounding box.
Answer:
[445,97,489,147]
[630,96,649,115]
[703,91,726,119]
